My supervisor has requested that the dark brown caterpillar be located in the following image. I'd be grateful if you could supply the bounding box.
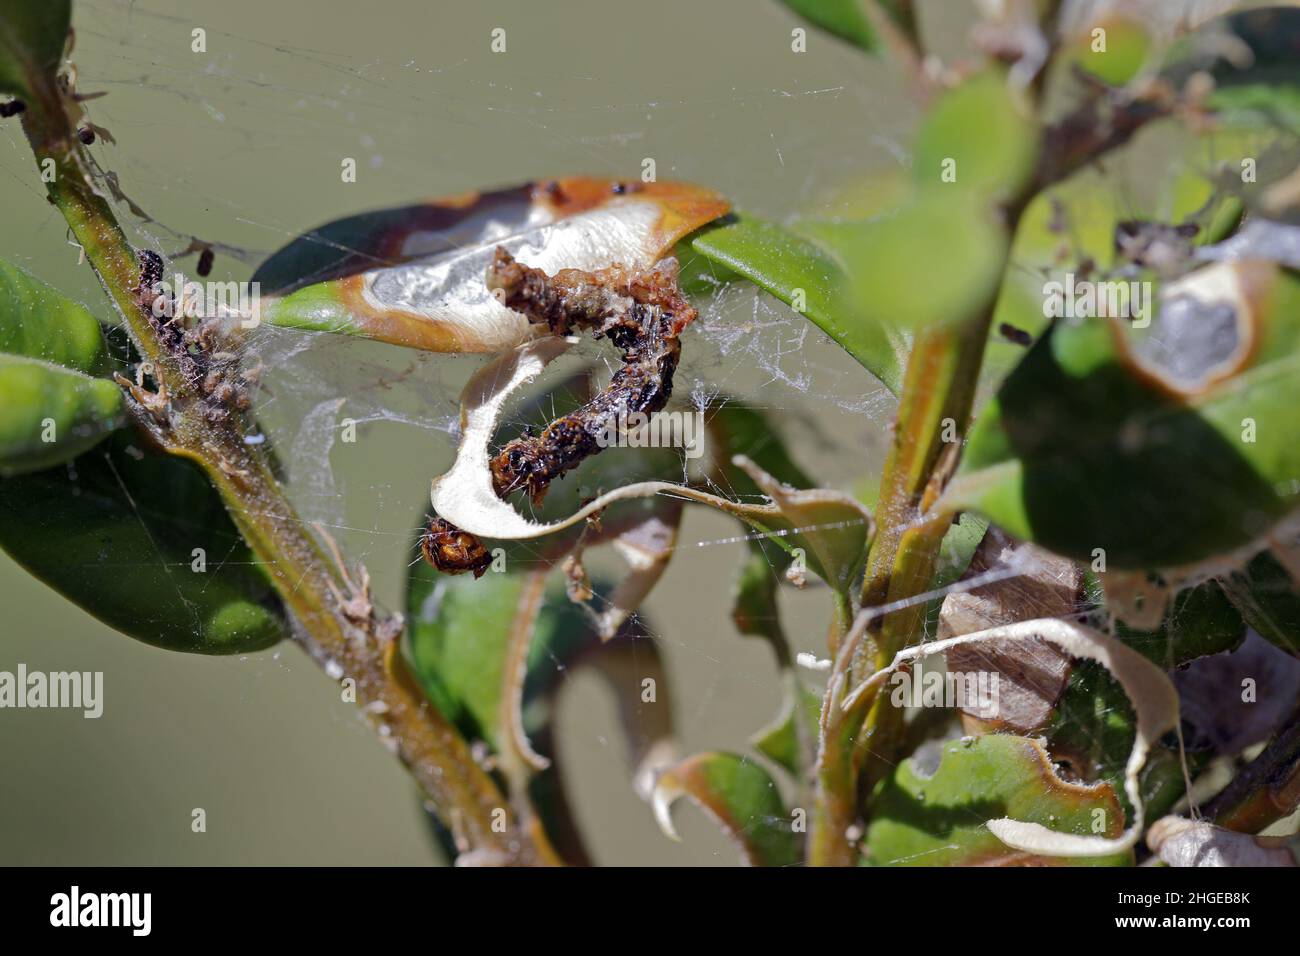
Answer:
[420,248,696,576]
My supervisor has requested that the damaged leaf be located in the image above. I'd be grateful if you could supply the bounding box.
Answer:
[865,734,1130,866]
[845,617,1180,857]
[428,339,873,598]
[256,178,728,354]
[651,751,798,866]
[944,261,1300,569]
[1045,578,1244,825]
[938,531,1080,735]
[406,504,677,790]
[1221,545,1300,655]
[1147,815,1296,866]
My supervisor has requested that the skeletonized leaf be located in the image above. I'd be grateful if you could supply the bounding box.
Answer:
[0,355,122,475]
[938,531,1080,735]
[651,751,799,866]
[944,261,1300,569]
[865,734,1130,866]
[1044,577,1244,825]
[845,617,1180,857]
[256,178,728,353]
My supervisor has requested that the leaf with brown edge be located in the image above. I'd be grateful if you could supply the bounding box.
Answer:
[652,752,799,866]
[865,735,1131,866]
[943,261,1300,570]
[256,178,729,353]
[844,617,1180,858]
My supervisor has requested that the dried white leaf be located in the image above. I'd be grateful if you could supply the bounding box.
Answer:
[1147,816,1297,867]
[842,617,1180,857]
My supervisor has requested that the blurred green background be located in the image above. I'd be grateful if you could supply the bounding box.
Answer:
[0,0,938,864]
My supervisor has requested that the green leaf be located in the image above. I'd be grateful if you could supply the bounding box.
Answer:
[1059,15,1152,87]
[0,432,285,654]
[751,677,820,777]
[864,734,1131,866]
[0,355,122,475]
[846,189,1011,330]
[776,0,875,52]
[1221,548,1300,656]
[1209,83,1300,136]
[911,69,1038,202]
[691,216,904,391]
[944,262,1300,569]
[406,567,528,736]
[0,0,68,98]
[1108,579,1246,667]
[0,259,109,375]
[1045,662,1193,827]
[652,751,799,866]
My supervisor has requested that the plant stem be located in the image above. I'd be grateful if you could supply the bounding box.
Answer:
[1204,705,1300,834]
[808,297,1001,867]
[20,69,553,865]
[805,75,1176,863]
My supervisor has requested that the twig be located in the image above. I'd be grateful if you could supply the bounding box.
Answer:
[16,46,553,865]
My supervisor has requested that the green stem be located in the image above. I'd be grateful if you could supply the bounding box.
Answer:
[808,301,1000,867]
[19,67,553,865]
[805,73,1175,862]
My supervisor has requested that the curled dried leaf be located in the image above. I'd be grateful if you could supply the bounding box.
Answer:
[843,617,1180,857]
[427,337,872,578]
[651,752,799,866]
[1147,816,1297,867]
[938,530,1080,734]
